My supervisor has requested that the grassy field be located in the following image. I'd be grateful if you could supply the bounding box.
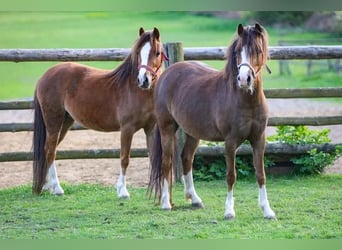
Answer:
[0,12,341,100]
[1,175,341,239]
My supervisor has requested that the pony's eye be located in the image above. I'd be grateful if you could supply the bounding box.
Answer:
[156,51,161,57]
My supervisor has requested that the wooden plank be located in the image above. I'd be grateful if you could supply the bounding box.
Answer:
[0,99,33,110]
[0,48,130,62]
[268,116,342,126]
[0,123,86,132]
[164,42,185,182]
[0,143,340,162]
[1,88,342,110]
[264,87,342,98]
[183,46,342,60]
[268,46,342,60]
[1,46,342,62]
[197,143,341,156]
[1,115,341,132]
[0,148,147,162]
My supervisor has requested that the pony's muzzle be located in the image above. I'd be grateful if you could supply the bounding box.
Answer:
[137,71,152,89]
[237,73,253,89]
[237,63,256,90]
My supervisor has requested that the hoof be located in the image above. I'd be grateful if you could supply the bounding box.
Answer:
[264,215,277,220]
[161,207,172,211]
[118,194,130,200]
[50,187,64,196]
[224,213,235,220]
[262,206,276,220]
[191,202,205,209]
[117,186,130,199]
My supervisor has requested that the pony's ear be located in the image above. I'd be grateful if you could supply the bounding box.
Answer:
[255,23,263,33]
[139,27,145,36]
[237,24,244,36]
[152,27,160,40]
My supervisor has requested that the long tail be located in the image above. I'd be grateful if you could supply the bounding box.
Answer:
[147,126,163,201]
[32,92,48,195]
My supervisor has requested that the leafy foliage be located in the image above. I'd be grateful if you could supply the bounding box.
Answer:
[267,125,331,145]
[268,125,340,176]
[291,146,342,175]
[193,156,226,181]
[193,141,275,181]
[194,126,339,180]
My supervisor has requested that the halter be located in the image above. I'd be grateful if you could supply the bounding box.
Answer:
[138,51,169,80]
[237,62,272,79]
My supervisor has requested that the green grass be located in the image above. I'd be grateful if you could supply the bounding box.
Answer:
[0,12,341,100]
[1,175,341,239]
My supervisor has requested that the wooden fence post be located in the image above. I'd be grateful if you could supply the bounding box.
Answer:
[163,42,185,183]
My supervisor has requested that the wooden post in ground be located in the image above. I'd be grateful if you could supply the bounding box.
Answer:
[163,42,185,183]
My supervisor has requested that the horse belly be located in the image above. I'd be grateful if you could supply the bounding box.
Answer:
[174,110,224,142]
[66,104,120,132]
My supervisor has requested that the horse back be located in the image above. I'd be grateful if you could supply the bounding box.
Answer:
[35,62,153,132]
[155,61,230,140]
[155,61,268,142]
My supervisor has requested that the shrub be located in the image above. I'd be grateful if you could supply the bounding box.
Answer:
[193,126,340,181]
[291,147,340,175]
[267,125,331,145]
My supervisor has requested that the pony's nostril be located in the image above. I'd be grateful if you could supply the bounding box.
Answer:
[139,75,149,88]
[237,76,241,81]
[144,75,149,84]
[247,75,251,85]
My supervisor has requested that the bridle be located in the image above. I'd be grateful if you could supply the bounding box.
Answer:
[237,62,272,79]
[138,51,169,80]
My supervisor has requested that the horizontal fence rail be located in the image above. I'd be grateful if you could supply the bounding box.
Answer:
[0,143,340,162]
[1,87,342,110]
[1,46,342,62]
[1,116,342,133]
[263,88,342,98]
[0,45,341,164]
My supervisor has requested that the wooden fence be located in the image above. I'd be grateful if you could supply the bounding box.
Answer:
[0,45,342,164]
[278,39,342,76]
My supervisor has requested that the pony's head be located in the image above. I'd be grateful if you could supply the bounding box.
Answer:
[136,27,168,89]
[232,23,270,94]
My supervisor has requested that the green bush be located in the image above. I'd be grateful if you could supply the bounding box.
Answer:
[291,147,341,175]
[193,126,340,181]
[267,125,331,145]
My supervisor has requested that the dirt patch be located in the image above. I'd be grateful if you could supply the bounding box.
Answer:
[0,99,341,190]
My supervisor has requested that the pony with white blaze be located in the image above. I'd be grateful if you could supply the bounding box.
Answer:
[148,23,275,220]
[32,27,168,198]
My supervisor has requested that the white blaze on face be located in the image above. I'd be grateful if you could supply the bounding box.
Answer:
[137,42,152,87]
[239,47,251,86]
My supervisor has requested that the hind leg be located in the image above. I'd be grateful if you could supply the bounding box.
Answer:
[159,123,178,210]
[182,134,203,208]
[116,127,134,199]
[43,114,74,195]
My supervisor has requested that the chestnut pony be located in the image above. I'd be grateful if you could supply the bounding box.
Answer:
[148,24,276,220]
[32,27,168,197]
